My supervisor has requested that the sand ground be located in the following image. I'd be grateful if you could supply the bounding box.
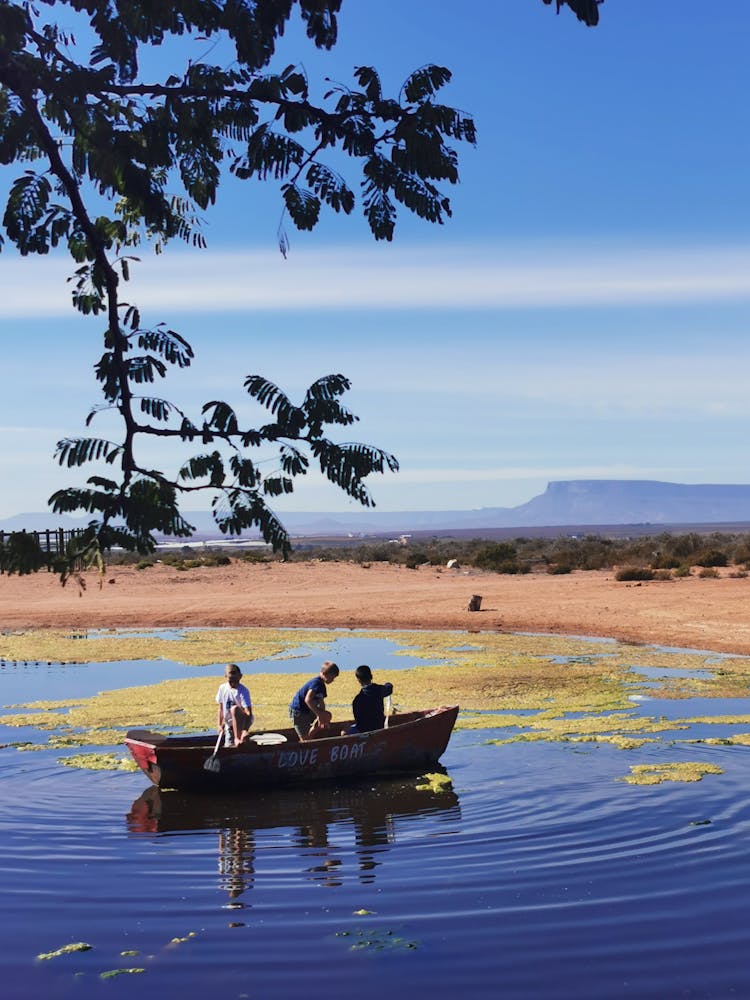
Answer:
[1,560,750,655]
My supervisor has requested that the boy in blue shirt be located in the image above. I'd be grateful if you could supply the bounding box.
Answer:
[289,661,339,740]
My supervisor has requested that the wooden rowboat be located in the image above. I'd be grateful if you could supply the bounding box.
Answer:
[125,705,459,793]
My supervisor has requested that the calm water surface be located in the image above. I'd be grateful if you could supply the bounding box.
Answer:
[1,633,750,999]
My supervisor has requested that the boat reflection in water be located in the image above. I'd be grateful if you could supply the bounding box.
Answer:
[127,772,460,903]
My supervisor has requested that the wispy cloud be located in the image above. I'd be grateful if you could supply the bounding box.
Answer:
[390,464,673,485]
[3,241,750,317]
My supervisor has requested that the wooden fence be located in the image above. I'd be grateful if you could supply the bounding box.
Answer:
[0,528,86,571]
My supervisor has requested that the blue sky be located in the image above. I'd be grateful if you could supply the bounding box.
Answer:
[2,0,749,519]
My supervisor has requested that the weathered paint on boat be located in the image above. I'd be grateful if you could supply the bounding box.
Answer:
[125,705,459,792]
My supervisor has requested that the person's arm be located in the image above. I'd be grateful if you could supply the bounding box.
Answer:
[305,685,332,727]
[216,686,225,732]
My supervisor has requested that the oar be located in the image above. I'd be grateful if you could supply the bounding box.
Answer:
[384,695,392,729]
[203,728,224,772]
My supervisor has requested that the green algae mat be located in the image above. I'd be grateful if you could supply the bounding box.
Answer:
[3,626,750,786]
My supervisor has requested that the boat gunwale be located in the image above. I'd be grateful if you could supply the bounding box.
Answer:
[125,705,458,755]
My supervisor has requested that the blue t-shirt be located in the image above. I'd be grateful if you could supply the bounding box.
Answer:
[289,676,326,717]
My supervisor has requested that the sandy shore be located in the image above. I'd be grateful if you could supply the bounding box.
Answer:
[2,560,750,655]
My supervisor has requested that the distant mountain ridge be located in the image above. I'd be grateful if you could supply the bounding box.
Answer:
[4,480,750,538]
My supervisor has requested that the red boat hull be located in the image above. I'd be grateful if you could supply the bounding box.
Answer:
[125,706,459,793]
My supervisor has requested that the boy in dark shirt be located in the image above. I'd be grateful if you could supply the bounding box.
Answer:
[351,664,393,733]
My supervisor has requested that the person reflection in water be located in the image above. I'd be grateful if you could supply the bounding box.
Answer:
[218,827,255,907]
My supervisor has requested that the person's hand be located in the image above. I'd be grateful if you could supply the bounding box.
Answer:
[318,710,332,728]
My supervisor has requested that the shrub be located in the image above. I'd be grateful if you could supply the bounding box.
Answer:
[547,563,572,575]
[694,550,728,568]
[673,565,692,577]
[651,555,681,570]
[732,545,750,567]
[135,559,155,570]
[240,550,272,564]
[473,542,517,572]
[201,553,231,567]
[615,567,655,582]
[698,566,720,578]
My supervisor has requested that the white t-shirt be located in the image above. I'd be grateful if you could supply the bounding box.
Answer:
[215,681,252,715]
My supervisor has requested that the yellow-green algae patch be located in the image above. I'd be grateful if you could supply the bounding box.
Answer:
[486,711,687,748]
[169,932,197,944]
[415,772,453,792]
[0,627,337,667]
[100,968,145,978]
[620,762,724,785]
[37,942,92,960]
[59,753,139,772]
[691,733,750,747]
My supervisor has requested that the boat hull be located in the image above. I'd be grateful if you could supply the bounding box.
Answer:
[125,706,459,793]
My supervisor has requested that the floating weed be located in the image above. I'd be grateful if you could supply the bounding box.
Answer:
[353,909,375,916]
[679,715,750,726]
[0,627,334,667]
[59,753,138,772]
[169,932,197,944]
[37,942,92,960]
[100,968,145,979]
[586,735,658,750]
[620,762,724,785]
[336,928,418,952]
[120,950,138,957]
[488,712,685,747]
[686,732,750,748]
[416,772,453,792]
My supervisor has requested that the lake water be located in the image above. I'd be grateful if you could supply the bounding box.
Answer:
[2,632,750,999]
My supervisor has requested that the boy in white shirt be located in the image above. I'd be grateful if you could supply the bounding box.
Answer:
[215,663,253,747]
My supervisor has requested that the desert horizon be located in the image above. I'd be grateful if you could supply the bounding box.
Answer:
[2,559,750,657]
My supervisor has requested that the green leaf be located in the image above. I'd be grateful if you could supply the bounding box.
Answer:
[263,475,294,497]
[228,454,260,487]
[244,376,305,431]
[402,65,452,104]
[55,437,122,468]
[202,400,239,435]
[136,326,193,368]
[306,163,354,214]
[178,451,225,485]
[542,0,602,27]
[282,183,320,231]
[139,397,173,422]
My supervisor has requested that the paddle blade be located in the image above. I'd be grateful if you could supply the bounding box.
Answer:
[203,730,224,771]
